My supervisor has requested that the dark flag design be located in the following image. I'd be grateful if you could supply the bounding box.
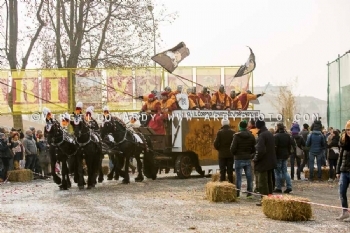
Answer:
[151,42,190,73]
[234,47,256,77]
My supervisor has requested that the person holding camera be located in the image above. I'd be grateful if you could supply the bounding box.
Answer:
[0,132,13,181]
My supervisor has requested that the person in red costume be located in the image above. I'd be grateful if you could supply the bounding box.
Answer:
[148,113,166,135]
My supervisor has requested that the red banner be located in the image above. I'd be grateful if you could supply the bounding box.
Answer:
[0,71,10,114]
[12,70,39,113]
[196,68,221,94]
[167,67,193,91]
[106,69,133,110]
[41,70,68,112]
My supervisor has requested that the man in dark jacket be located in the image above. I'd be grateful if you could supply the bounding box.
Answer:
[274,123,294,193]
[230,120,256,198]
[214,119,235,183]
[0,132,12,181]
[292,130,306,180]
[254,119,277,206]
[306,120,326,181]
[299,123,310,172]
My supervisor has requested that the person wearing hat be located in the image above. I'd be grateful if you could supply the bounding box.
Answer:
[84,106,100,134]
[211,85,230,110]
[188,87,205,110]
[197,86,212,110]
[236,89,265,110]
[214,119,235,183]
[228,90,242,110]
[141,94,161,114]
[230,120,256,198]
[160,91,177,115]
[0,132,13,181]
[253,119,277,205]
[306,119,326,181]
[74,101,84,116]
[335,120,350,220]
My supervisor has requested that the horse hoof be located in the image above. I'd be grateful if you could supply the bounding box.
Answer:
[107,177,113,180]
[122,179,130,184]
[87,186,92,189]
[135,176,144,182]
[98,178,104,183]
[78,186,84,190]
[114,176,119,181]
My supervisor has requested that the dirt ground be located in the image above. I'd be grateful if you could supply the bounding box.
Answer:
[1,169,350,233]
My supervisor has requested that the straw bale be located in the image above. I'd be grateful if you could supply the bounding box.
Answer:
[211,172,236,184]
[102,166,109,175]
[262,195,312,221]
[7,169,33,182]
[206,181,237,202]
[304,167,329,181]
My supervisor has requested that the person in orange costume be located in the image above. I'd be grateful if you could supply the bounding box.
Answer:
[135,89,158,102]
[228,90,242,110]
[141,93,161,114]
[237,90,264,110]
[197,86,211,110]
[188,87,205,110]
[211,85,230,110]
[160,91,177,115]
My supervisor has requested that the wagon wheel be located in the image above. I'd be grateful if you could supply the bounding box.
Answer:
[175,154,193,179]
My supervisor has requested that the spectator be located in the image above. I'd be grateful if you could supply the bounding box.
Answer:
[37,134,50,178]
[29,127,37,142]
[248,119,258,138]
[214,119,235,183]
[290,121,301,135]
[306,120,326,181]
[291,127,305,180]
[23,130,38,177]
[274,123,294,193]
[269,128,275,134]
[254,119,277,206]
[10,132,24,170]
[336,120,350,221]
[0,133,12,181]
[327,130,340,182]
[230,120,256,198]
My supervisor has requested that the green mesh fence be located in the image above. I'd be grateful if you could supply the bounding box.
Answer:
[328,52,350,130]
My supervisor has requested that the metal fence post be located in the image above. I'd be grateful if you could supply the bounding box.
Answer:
[338,55,341,129]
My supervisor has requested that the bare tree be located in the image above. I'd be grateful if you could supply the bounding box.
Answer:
[0,0,47,129]
[41,0,176,109]
[268,77,298,129]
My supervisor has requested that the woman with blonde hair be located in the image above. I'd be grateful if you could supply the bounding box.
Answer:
[336,120,350,221]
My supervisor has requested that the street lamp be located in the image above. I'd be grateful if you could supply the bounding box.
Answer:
[147,4,157,90]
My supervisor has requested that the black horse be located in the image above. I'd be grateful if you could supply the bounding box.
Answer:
[70,115,104,189]
[101,116,156,184]
[44,119,78,190]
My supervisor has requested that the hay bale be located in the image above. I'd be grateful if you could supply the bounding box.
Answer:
[7,169,33,182]
[211,172,236,184]
[304,167,329,181]
[262,195,312,221]
[102,166,109,175]
[206,181,237,202]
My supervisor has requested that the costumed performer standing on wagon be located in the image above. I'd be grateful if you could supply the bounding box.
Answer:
[211,85,230,110]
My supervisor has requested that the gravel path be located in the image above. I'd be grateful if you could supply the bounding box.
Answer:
[1,172,349,233]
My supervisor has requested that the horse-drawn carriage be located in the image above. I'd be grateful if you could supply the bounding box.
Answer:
[134,109,260,179]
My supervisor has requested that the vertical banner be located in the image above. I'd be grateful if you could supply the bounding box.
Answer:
[106,69,133,111]
[0,71,10,114]
[135,68,162,109]
[224,67,251,94]
[75,69,103,111]
[12,70,39,113]
[196,67,221,93]
[42,70,68,112]
[167,67,193,91]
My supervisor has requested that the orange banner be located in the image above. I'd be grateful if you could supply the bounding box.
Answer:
[106,69,133,111]
[0,71,10,114]
[41,70,69,112]
[196,68,221,94]
[12,70,39,113]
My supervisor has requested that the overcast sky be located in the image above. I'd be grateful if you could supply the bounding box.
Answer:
[154,0,350,100]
